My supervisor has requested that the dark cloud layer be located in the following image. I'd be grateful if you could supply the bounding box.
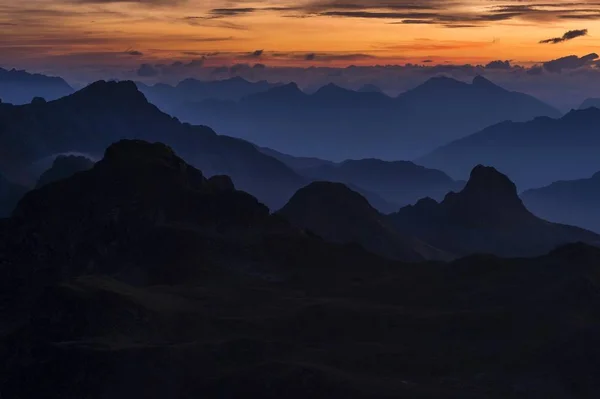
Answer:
[540,29,588,44]
[543,53,598,72]
[205,1,600,27]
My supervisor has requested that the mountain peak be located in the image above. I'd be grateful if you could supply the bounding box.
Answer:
[36,155,94,188]
[441,165,530,225]
[279,181,442,261]
[465,165,518,195]
[472,75,500,89]
[248,82,304,102]
[314,83,349,95]
[100,140,187,171]
[71,80,147,105]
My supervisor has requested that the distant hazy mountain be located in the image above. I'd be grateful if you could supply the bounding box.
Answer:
[419,107,600,189]
[389,165,600,258]
[0,173,27,217]
[0,80,305,210]
[522,172,600,233]
[0,68,73,104]
[257,146,334,170]
[579,98,600,110]
[301,159,464,208]
[171,76,560,161]
[357,83,384,93]
[279,181,450,261]
[36,155,95,188]
[257,147,463,209]
[136,77,279,114]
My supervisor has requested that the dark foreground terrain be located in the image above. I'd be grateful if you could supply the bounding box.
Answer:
[1,140,599,399]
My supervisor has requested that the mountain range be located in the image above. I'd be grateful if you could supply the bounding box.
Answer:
[169,75,560,161]
[579,98,600,110]
[0,67,73,105]
[278,181,450,261]
[419,107,600,189]
[36,155,95,188]
[522,171,600,234]
[136,77,280,114]
[0,80,307,210]
[389,165,600,258]
[2,139,600,398]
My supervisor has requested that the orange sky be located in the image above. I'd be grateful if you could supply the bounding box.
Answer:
[0,0,599,68]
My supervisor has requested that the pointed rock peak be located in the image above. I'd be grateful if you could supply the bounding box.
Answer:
[464,165,518,197]
[415,197,439,207]
[266,82,302,95]
[418,76,466,91]
[100,140,186,171]
[472,75,500,89]
[72,80,147,105]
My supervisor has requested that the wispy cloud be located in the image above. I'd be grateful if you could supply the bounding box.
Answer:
[540,29,588,44]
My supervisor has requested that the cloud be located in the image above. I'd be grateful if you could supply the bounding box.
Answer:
[485,60,511,70]
[296,1,600,27]
[540,29,588,44]
[137,63,158,77]
[543,53,598,73]
[125,49,143,56]
[242,49,264,59]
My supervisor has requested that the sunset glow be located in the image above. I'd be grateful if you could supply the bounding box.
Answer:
[1,0,599,71]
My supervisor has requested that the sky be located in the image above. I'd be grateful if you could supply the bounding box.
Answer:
[1,0,600,108]
[1,1,599,67]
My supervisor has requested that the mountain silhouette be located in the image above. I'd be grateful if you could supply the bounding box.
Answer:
[419,107,600,189]
[256,148,461,212]
[0,67,73,104]
[136,77,279,114]
[36,154,95,188]
[579,98,600,110]
[170,76,560,160]
[357,83,384,93]
[299,158,464,208]
[389,165,600,257]
[0,80,306,209]
[3,141,600,398]
[257,146,334,170]
[522,171,600,233]
[278,182,450,261]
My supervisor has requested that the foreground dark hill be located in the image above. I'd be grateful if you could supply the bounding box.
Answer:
[137,77,279,114]
[389,165,600,258]
[2,140,600,398]
[36,154,94,188]
[0,67,73,104]
[0,80,305,209]
[522,172,600,233]
[172,76,560,160]
[419,107,600,189]
[0,173,27,217]
[278,182,449,262]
